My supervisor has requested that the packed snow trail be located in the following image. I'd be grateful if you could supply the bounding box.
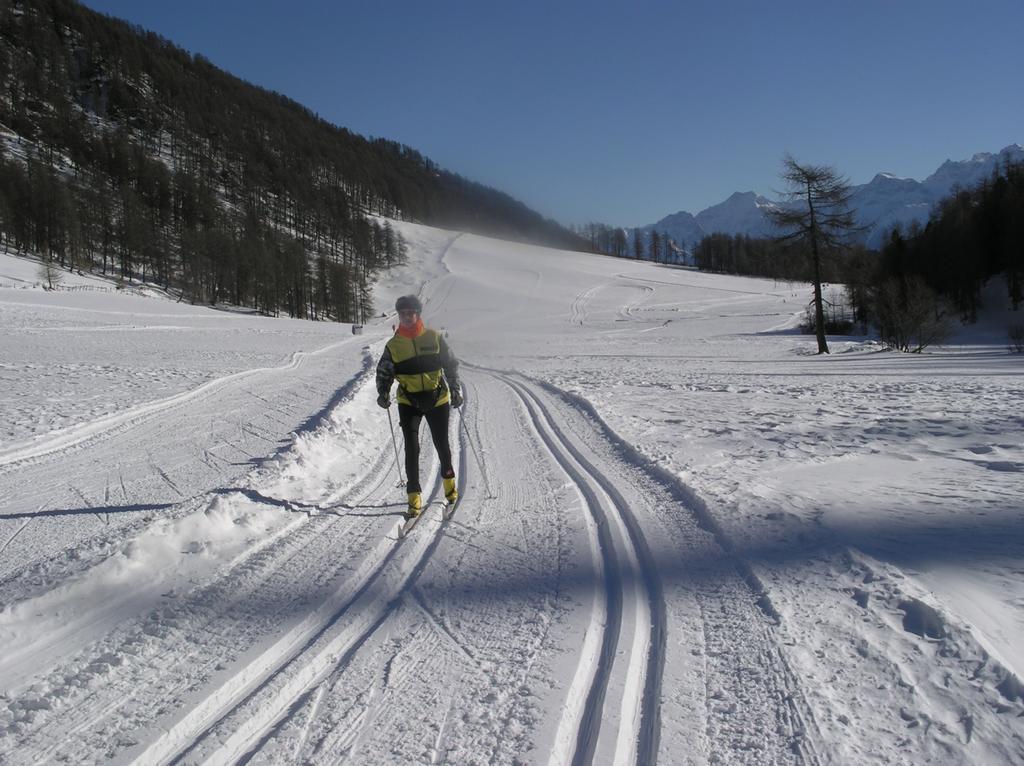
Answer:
[4,229,1023,764]
[0,365,697,766]
[211,369,819,765]
[0,330,370,592]
[0,340,357,468]
[0,364,402,763]
[206,373,592,765]
[498,371,664,766]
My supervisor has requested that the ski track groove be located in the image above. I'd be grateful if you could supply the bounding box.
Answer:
[0,514,33,556]
[3,342,826,765]
[288,683,327,763]
[502,375,620,766]
[569,285,601,326]
[0,347,376,608]
[0,338,360,470]
[410,586,481,667]
[326,622,454,766]
[275,400,480,764]
[160,431,464,764]
[0,359,383,684]
[531,375,824,765]
[240,522,457,765]
[159,514,409,764]
[461,378,495,498]
[512,375,669,766]
[0,379,399,764]
[11,510,360,764]
[498,371,667,766]
[265,376,563,765]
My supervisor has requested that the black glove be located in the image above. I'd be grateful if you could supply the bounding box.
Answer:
[450,386,463,409]
[376,393,390,409]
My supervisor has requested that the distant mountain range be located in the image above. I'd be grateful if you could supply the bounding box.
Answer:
[638,144,1024,252]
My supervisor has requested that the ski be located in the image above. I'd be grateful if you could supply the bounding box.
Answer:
[398,512,423,538]
[398,497,460,538]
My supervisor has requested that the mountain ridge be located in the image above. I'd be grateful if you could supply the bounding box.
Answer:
[639,143,1024,250]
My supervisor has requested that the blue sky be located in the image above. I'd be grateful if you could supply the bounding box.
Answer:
[81,0,1024,228]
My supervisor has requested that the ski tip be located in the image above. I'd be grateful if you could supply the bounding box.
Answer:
[398,514,420,538]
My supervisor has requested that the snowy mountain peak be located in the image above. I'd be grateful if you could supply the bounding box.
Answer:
[923,143,1024,199]
[693,191,775,238]
[862,173,922,195]
[719,190,775,209]
[700,191,770,215]
[660,209,698,224]
[642,142,1023,249]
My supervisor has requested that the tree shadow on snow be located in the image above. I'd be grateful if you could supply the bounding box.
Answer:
[0,502,176,520]
[213,488,406,517]
[408,503,1024,615]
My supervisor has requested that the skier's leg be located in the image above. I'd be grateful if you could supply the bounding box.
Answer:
[424,404,457,504]
[398,404,423,494]
[424,403,453,477]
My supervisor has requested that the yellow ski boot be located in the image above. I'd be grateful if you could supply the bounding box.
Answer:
[443,476,458,505]
[406,492,422,519]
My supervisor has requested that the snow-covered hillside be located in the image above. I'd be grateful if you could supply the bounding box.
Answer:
[1,230,1022,764]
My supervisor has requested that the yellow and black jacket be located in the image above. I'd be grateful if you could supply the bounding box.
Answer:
[376,327,459,411]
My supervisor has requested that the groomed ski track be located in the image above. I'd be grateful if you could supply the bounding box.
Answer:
[0,331,372,594]
[497,370,663,766]
[0,356,822,764]
[6,225,1024,764]
[1,231,828,763]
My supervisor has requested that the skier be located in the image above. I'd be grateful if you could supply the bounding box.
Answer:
[376,295,462,519]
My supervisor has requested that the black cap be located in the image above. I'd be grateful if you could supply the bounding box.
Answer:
[395,295,422,313]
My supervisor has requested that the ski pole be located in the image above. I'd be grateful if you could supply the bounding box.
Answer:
[458,391,494,499]
[387,406,406,487]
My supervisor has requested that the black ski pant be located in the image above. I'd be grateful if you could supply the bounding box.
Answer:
[398,402,454,494]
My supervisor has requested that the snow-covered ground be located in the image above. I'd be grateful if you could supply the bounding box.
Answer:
[0,230,1022,765]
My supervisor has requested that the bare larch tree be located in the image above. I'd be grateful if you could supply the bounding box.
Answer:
[767,155,861,354]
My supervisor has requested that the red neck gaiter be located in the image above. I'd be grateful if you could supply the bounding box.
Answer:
[397,318,424,339]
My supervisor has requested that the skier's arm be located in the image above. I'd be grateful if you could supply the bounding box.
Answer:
[375,346,395,399]
[440,337,460,394]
